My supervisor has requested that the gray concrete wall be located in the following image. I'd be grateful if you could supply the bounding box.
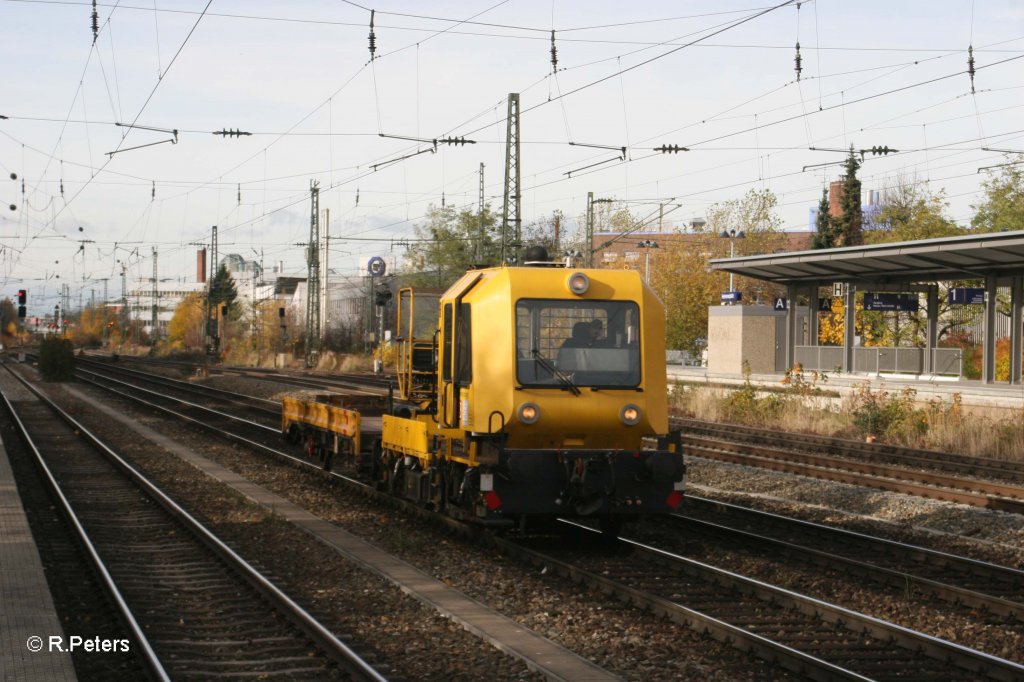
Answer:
[708,305,785,375]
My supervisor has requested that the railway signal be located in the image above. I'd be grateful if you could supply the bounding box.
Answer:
[17,288,26,318]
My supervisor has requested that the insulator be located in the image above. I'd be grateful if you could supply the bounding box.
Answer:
[355,188,360,206]
[368,9,377,60]
[91,0,99,44]
[967,44,976,94]
[441,192,445,208]
[151,181,155,200]
[550,30,558,72]
[794,42,802,81]
[60,179,64,196]
[237,183,241,205]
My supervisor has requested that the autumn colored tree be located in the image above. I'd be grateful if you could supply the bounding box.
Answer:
[651,189,786,352]
[166,292,206,352]
[0,297,18,341]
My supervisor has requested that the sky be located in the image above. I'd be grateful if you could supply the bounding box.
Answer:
[2,0,1024,312]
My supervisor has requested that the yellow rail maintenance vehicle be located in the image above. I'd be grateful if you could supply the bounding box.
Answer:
[382,246,684,532]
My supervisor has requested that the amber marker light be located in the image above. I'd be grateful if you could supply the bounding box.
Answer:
[518,402,541,424]
[566,272,590,295]
[620,404,641,426]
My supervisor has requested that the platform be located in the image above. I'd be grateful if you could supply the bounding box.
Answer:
[668,364,1024,411]
[0,432,78,681]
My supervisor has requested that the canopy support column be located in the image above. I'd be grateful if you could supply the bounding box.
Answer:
[924,285,938,375]
[785,284,797,370]
[843,284,855,373]
[1012,276,1023,385]
[807,284,819,346]
[983,275,997,384]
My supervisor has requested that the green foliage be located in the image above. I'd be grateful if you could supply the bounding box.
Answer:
[719,363,827,425]
[402,204,501,288]
[38,336,76,382]
[972,159,1024,233]
[209,264,238,309]
[848,384,927,439]
[867,183,963,244]
[811,187,836,249]
[833,147,863,246]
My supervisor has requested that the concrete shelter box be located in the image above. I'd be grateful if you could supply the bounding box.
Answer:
[708,305,784,375]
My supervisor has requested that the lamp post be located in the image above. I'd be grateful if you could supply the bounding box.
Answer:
[637,239,659,284]
[719,228,746,297]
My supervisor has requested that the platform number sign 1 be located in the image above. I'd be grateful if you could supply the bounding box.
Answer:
[367,256,386,278]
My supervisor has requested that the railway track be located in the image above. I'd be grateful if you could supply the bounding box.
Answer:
[1,366,386,682]
[66,358,1024,680]
[506,521,1024,681]
[673,496,1024,619]
[676,420,1024,514]
[677,417,1024,482]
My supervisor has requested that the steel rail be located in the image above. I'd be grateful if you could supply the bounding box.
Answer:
[76,356,280,411]
[0,372,170,682]
[685,443,1024,514]
[552,519,1024,682]
[676,496,1024,618]
[6,367,389,682]
[676,417,1024,481]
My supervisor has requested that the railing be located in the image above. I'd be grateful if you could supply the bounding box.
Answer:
[793,346,963,377]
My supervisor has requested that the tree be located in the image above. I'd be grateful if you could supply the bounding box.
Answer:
[402,204,500,288]
[972,158,1024,233]
[833,147,863,246]
[166,292,206,351]
[209,264,238,310]
[811,187,836,249]
[0,297,17,340]
[651,189,787,352]
[867,179,963,244]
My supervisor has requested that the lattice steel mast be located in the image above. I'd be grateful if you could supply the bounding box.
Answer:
[305,181,321,368]
[501,93,521,264]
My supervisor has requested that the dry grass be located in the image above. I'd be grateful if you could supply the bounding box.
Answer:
[671,381,1024,461]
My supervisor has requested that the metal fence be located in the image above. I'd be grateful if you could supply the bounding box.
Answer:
[793,346,962,376]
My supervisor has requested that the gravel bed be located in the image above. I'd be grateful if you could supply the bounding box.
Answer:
[43,374,793,682]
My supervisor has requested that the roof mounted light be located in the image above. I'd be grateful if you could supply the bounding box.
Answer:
[567,272,590,296]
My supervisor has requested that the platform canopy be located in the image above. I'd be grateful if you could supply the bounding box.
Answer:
[709,229,1024,286]
[708,229,1024,385]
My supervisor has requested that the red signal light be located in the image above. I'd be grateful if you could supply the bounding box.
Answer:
[665,490,683,509]
[483,491,502,510]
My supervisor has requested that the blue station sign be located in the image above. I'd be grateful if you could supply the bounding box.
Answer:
[721,291,742,303]
[863,293,919,312]
[948,287,985,305]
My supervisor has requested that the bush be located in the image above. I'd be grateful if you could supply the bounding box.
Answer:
[39,337,76,381]
[848,383,926,439]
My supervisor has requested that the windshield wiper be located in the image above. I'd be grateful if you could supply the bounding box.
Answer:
[532,349,581,396]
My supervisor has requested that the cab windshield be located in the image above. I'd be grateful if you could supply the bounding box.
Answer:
[515,299,641,388]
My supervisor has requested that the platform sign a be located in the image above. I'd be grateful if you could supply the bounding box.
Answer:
[773,297,787,310]
[819,297,834,312]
